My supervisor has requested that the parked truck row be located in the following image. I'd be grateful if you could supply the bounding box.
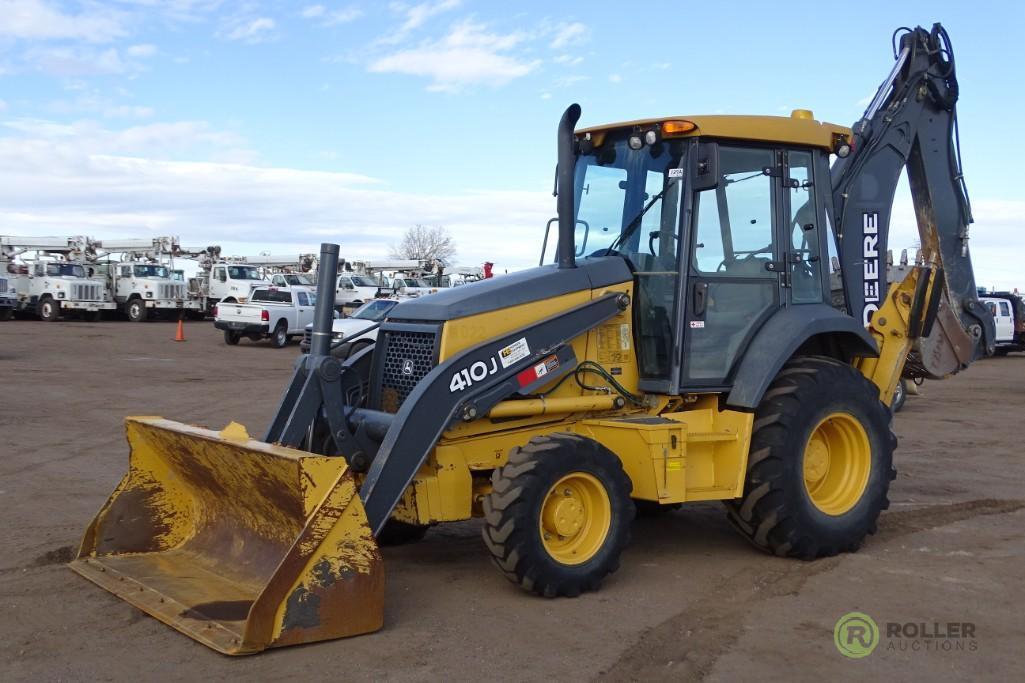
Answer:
[1,233,492,323]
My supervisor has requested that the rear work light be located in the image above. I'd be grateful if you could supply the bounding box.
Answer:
[261,310,270,322]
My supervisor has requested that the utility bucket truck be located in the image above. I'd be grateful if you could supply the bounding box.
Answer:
[72,24,994,655]
[91,237,200,321]
[1,236,114,321]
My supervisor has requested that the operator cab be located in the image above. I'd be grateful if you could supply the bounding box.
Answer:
[552,112,851,394]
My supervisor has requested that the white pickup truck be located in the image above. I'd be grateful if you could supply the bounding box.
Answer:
[214,286,317,348]
[980,294,1025,355]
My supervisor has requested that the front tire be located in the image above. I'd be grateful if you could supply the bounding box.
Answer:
[726,356,895,559]
[891,378,907,413]
[126,298,148,322]
[38,297,60,322]
[482,433,634,597]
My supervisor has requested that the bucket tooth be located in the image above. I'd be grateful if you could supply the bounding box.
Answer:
[69,416,384,655]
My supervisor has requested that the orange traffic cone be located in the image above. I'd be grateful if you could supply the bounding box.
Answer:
[174,318,186,342]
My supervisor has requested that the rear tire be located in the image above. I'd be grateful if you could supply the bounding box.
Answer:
[223,330,241,345]
[270,322,288,348]
[38,297,59,322]
[482,433,634,598]
[725,356,895,559]
[126,298,148,322]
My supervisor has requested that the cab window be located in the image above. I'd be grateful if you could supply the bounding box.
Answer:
[692,146,775,276]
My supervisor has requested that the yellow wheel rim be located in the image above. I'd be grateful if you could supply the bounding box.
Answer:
[539,473,611,565]
[803,412,872,516]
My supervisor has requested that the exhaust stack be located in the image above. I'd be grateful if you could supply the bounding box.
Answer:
[556,103,581,269]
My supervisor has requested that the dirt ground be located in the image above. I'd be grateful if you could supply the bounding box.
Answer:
[1,320,1023,682]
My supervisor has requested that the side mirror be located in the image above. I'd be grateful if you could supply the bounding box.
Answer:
[690,141,719,191]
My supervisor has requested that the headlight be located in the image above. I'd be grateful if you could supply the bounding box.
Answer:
[146,291,153,298]
[57,291,65,299]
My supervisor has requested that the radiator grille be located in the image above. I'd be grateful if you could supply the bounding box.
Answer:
[377,328,437,412]
[158,283,186,300]
[72,283,102,301]
[0,278,7,294]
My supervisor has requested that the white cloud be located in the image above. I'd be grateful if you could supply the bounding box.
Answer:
[220,17,276,44]
[553,54,583,66]
[44,94,154,119]
[608,73,621,84]
[378,0,461,44]
[302,4,362,26]
[0,118,551,271]
[0,0,126,43]
[25,45,128,76]
[0,99,7,111]
[126,43,158,58]
[369,19,539,92]
[549,22,587,50]
[554,74,589,88]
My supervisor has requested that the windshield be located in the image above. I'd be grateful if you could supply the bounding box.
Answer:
[228,265,262,280]
[351,299,398,321]
[46,263,86,278]
[402,278,430,288]
[133,264,170,278]
[171,270,185,281]
[281,274,313,286]
[351,275,383,288]
[568,135,687,264]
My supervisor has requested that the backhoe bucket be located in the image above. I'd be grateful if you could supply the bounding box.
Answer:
[70,417,384,655]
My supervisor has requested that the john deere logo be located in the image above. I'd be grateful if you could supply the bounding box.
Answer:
[401,359,414,376]
[835,612,879,658]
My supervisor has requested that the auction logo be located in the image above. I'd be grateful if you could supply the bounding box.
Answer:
[834,612,879,659]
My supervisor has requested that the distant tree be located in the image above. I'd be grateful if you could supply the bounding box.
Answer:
[389,224,456,264]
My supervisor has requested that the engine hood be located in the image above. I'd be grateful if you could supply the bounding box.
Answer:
[387,257,631,322]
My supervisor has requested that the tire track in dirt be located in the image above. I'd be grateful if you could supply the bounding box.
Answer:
[596,499,1025,682]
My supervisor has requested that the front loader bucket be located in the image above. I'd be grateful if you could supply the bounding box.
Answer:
[69,417,383,655]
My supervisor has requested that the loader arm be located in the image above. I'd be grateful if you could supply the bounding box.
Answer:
[831,23,993,385]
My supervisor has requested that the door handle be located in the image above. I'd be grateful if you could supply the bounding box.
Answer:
[693,282,708,316]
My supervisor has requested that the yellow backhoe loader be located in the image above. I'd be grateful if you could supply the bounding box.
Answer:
[71,23,993,654]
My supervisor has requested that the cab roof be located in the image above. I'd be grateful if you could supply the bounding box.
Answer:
[577,110,851,151]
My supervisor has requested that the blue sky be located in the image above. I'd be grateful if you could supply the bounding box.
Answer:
[1,0,1023,286]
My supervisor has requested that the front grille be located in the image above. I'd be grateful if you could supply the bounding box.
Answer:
[373,325,439,413]
[0,278,7,294]
[302,329,312,347]
[72,283,101,301]
[159,283,185,300]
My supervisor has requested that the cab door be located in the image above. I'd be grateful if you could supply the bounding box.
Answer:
[781,149,826,306]
[681,145,783,387]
